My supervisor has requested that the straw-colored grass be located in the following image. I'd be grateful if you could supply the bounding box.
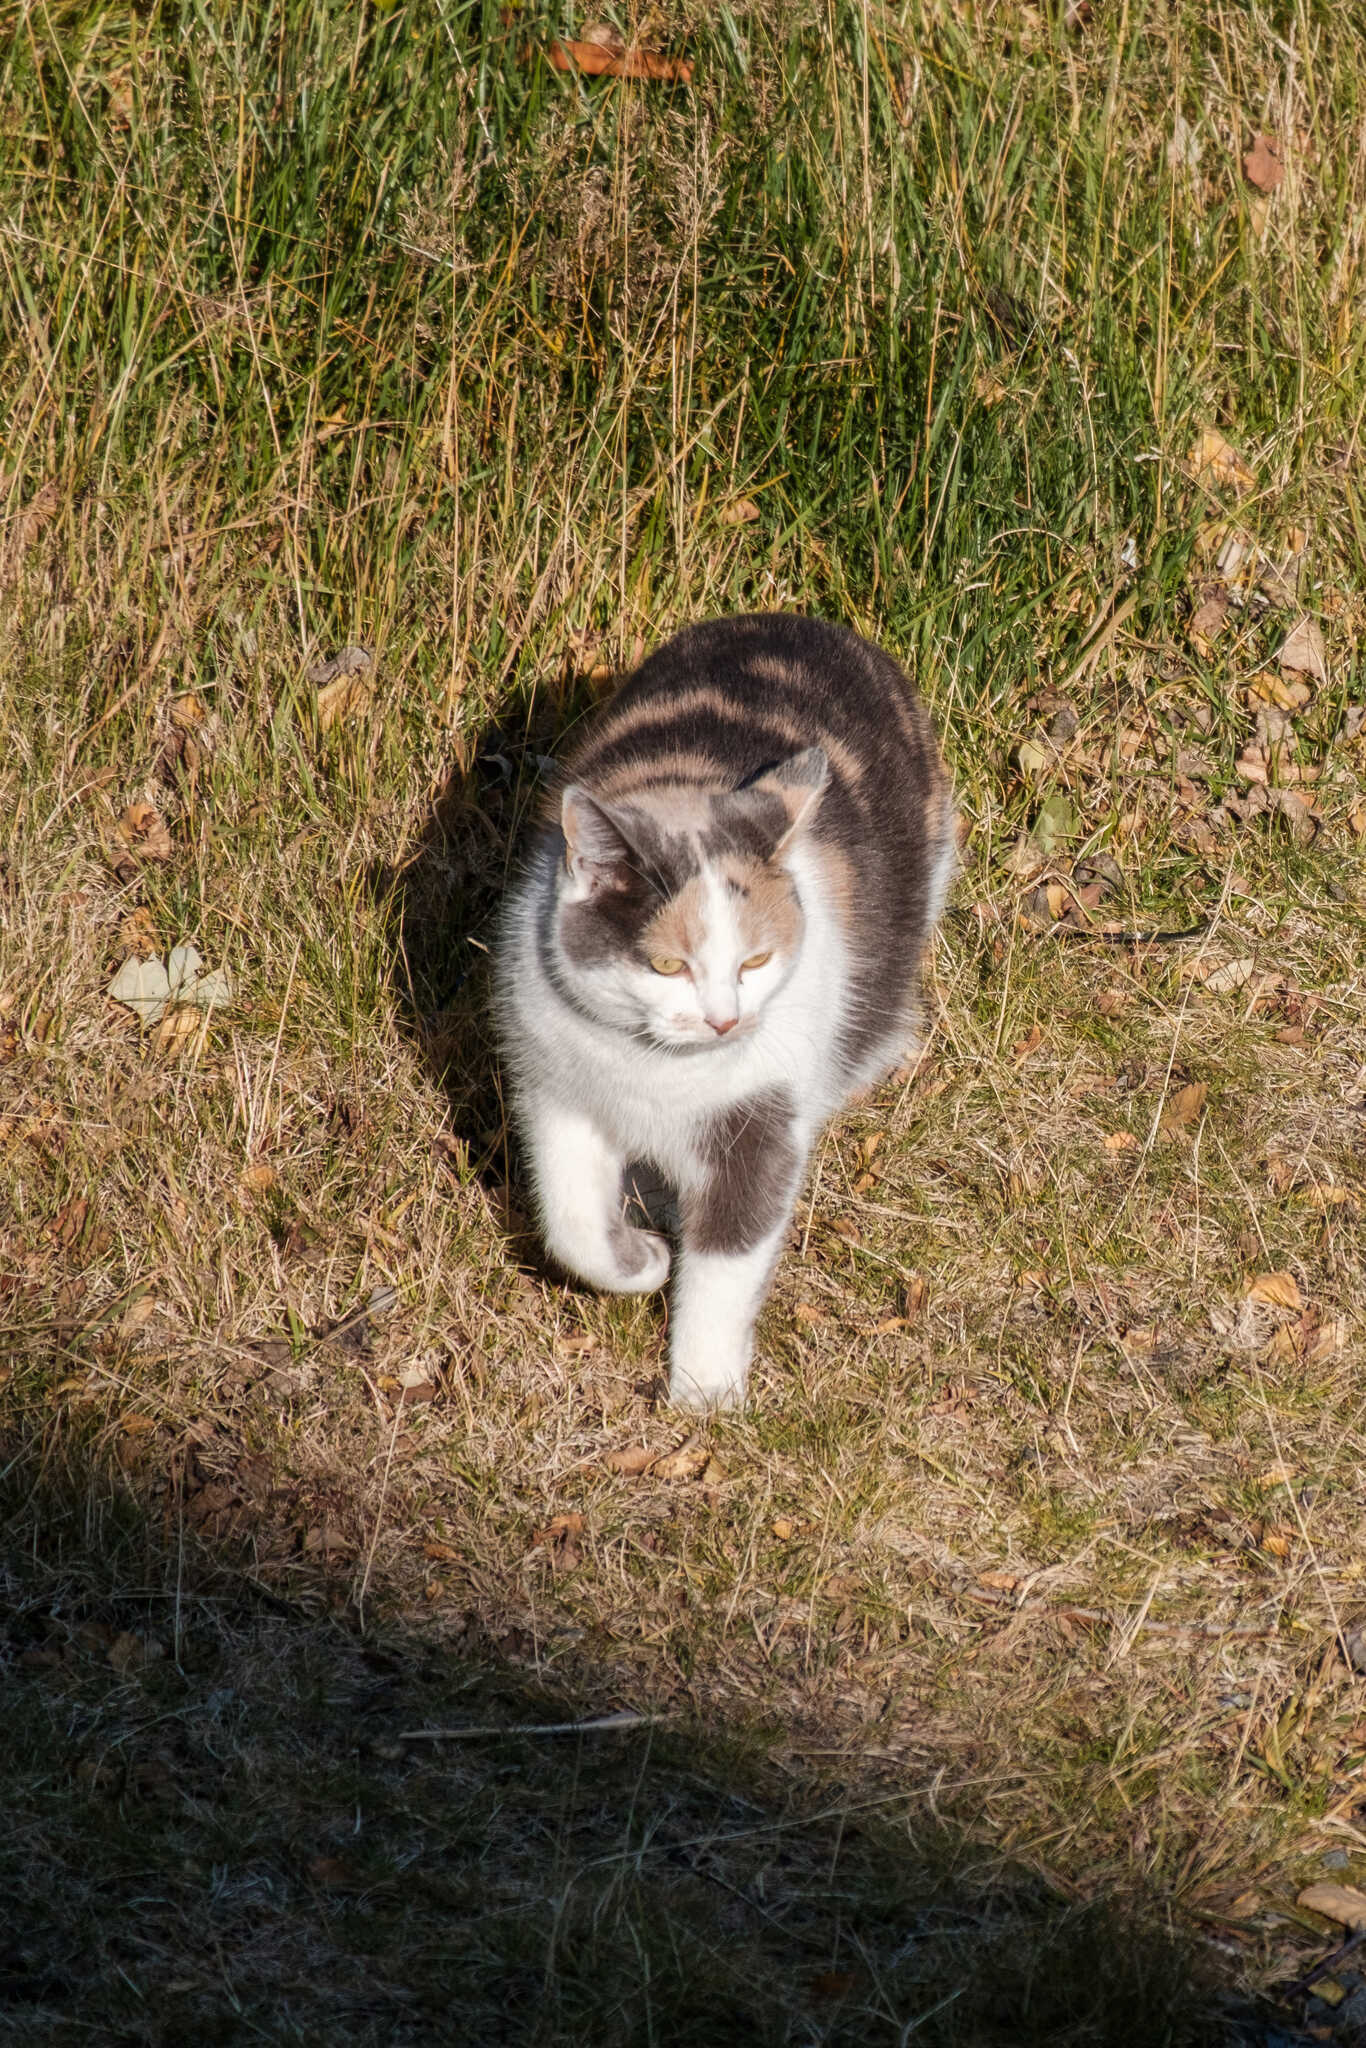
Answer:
[3,3,1365,2040]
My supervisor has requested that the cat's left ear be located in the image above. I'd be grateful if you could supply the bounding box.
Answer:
[750,746,829,846]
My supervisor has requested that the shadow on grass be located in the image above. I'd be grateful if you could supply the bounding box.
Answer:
[1,1358,1311,2046]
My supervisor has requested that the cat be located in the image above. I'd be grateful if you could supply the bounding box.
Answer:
[494,613,954,1410]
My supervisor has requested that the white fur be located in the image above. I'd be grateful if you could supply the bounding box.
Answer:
[497,835,865,1409]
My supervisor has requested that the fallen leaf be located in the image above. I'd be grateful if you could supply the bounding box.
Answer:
[1256,1463,1296,1490]
[1035,791,1076,855]
[1243,133,1285,192]
[108,955,173,1023]
[771,1516,796,1540]
[1306,1319,1346,1362]
[718,497,760,526]
[119,905,158,955]
[545,37,693,81]
[602,1445,658,1476]
[1277,615,1328,680]
[151,1005,202,1055]
[1247,1271,1302,1310]
[1161,1081,1208,1131]
[316,671,374,732]
[111,1295,156,1345]
[1015,737,1051,781]
[977,1569,1019,1592]
[307,1856,356,1889]
[1188,588,1230,649]
[423,1539,462,1562]
[1203,957,1258,994]
[531,1513,584,1546]
[1191,428,1256,495]
[1011,1023,1043,1060]
[653,1440,709,1483]
[242,1163,277,1192]
[794,1302,828,1325]
[858,1132,884,1166]
[903,1274,929,1319]
[556,1332,598,1356]
[1298,1883,1366,1933]
[1103,1131,1140,1153]
[1095,988,1127,1018]
[1261,1524,1292,1557]
[1264,1324,1298,1365]
[115,801,172,862]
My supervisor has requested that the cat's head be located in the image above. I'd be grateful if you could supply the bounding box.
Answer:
[550,748,828,1049]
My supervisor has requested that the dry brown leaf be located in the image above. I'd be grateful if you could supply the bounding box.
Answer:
[1243,133,1285,192]
[556,1332,598,1356]
[977,1569,1019,1592]
[531,1512,585,1547]
[794,1302,828,1325]
[653,1441,709,1483]
[771,1516,796,1540]
[1264,1323,1298,1365]
[1255,1462,1296,1490]
[1103,1131,1140,1153]
[1277,615,1328,680]
[545,37,693,81]
[1261,1524,1292,1558]
[1188,588,1230,649]
[1191,428,1256,495]
[1247,1270,1302,1310]
[719,497,760,526]
[1307,1318,1346,1361]
[1348,802,1366,839]
[1011,1022,1044,1061]
[1297,1883,1366,1932]
[115,801,172,863]
[423,1539,462,1562]
[111,1295,156,1345]
[1161,1081,1208,1131]
[242,1162,277,1192]
[316,672,374,732]
[602,1445,658,1476]
[151,1005,201,1055]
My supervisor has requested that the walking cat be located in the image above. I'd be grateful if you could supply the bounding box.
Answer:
[494,614,954,1409]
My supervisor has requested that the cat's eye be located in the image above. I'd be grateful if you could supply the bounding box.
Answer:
[740,951,772,972]
[649,955,685,976]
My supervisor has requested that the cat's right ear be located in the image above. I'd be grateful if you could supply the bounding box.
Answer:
[560,787,634,894]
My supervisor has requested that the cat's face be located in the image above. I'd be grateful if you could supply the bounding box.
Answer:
[552,750,827,1050]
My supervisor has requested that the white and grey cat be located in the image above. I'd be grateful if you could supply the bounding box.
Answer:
[495,614,954,1409]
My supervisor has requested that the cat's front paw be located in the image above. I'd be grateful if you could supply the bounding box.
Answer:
[668,1345,749,1411]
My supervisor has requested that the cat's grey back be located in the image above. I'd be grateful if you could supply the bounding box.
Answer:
[557,613,954,1077]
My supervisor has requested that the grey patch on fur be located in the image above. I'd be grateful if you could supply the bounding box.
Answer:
[685,1087,798,1254]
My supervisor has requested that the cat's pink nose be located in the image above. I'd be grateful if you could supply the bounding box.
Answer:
[707,1014,738,1036]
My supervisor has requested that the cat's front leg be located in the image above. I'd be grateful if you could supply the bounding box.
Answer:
[668,1089,805,1410]
[520,1093,670,1294]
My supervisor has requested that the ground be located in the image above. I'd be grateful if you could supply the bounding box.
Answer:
[2,3,1365,2043]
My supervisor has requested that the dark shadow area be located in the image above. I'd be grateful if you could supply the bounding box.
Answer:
[371,662,606,1212]
[0,1413,1320,2048]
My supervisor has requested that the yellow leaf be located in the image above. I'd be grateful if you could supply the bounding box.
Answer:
[316,672,374,731]
[1190,428,1256,495]
[1247,1271,1302,1310]
[771,1516,795,1540]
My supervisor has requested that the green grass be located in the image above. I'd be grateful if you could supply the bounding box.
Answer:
[3,0,1366,2041]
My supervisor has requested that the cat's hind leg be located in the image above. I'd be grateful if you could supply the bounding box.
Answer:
[521,1094,671,1294]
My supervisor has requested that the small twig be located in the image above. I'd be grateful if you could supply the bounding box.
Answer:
[398,1710,659,1742]
[1284,1926,1366,2000]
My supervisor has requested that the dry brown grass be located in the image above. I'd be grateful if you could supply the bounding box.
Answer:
[4,1,1366,2041]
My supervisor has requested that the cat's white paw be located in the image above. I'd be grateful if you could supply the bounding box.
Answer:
[667,1345,749,1411]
